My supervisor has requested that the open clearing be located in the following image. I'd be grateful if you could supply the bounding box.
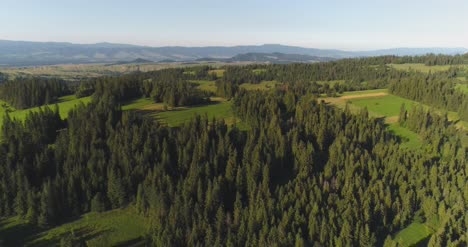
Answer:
[322,90,423,148]
[455,83,468,94]
[155,101,246,128]
[122,97,248,130]
[0,207,147,247]
[0,63,229,81]
[0,95,92,128]
[208,69,225,78]
[190,80,217,93]
[394,222,433,247]
[324,89,468,148]
[349,94,418,117]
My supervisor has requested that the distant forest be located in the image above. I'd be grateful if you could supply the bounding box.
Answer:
[0,54,466,246]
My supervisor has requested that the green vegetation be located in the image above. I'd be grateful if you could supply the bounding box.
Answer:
[1,55,467,246]
[239,81,278,91]
[316,79,345,86]
[323,91,423,148]
[252,68,266,74]
[0,95,91,128]
[388,63,453,73]
[0,207,148,246]
[190,80,217,93]
[349,94,418,117]
[208,69,225,78]
[120,97,247,129]
[155,100,246,128]
[121,98,156,111]
[387,123,422,149]
[394,222,433,247]
[0,63,226,81]
[455,83,468,94]
[341,88,388,96]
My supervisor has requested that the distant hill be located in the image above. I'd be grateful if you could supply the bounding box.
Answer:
[108,58,153,65]
[196,52,335,64]
[0,40,466,66]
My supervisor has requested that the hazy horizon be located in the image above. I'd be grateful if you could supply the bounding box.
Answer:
[2,0,467,51]
[1,39,467,53]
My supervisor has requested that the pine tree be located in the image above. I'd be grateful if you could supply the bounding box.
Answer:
[26,191,38,225]
[38,181,56,227]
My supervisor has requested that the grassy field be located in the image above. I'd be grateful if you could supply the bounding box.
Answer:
[322,90,424,148]
[0,63,229,81]
[121,98,156,111]
[156,100,247,128]
[121,97,248,130]
[0,207,148,247]
[208,69,225,78]
[252,68,267,74]
[240,81,278,91]
[0,95,92,128]
[387,123,423,149]
[349,94,418,117]
[190,80,217,93]
[455,83,468,94]
[394,222,433,247]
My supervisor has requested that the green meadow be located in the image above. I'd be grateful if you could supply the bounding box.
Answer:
[0,207,147,246]
[349,94,418,117]
[121,97,248,130]
[394,222,433,247]
[208,69,225,78]
[0,95,92,128]
[155,101,246,128]
[190,80,217,93]
[455,83,468,94]
[323,90,425,149]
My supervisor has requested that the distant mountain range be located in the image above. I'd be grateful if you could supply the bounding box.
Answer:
[196,52,335,64]
[0,40,466,66]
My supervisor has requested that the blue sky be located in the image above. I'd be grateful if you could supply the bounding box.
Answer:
[1,0,467,50]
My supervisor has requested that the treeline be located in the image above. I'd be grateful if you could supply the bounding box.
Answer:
[82,69,210,107]
[0,89,465,246]
[214,61,410,98]
[340,54,468,66]
[0,78,68,109]
[388,54,467,66]
[389,73,468,121]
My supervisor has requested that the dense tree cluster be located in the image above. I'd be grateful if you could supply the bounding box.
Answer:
[214,60,411,98]
[389,73,468,121]
[0,78,68,109]
[0,55,467,246]
[0,89,465,246]
[89,69,210,107]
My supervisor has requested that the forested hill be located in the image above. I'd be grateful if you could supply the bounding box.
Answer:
[0,55,466,246]
[0,39,467,66]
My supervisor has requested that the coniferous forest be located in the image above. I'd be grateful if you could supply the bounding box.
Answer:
[0,54,466,246]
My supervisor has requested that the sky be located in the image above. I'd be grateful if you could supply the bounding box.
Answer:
[1,0,467,50]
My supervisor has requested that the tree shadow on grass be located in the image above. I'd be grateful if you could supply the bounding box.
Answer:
[114,237,148,247]
[0,218,42,246]
[31,226,111,247]
[134,100,223,116]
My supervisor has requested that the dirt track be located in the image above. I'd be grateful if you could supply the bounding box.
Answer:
[322,92,389,105]
[339,92,388,100]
